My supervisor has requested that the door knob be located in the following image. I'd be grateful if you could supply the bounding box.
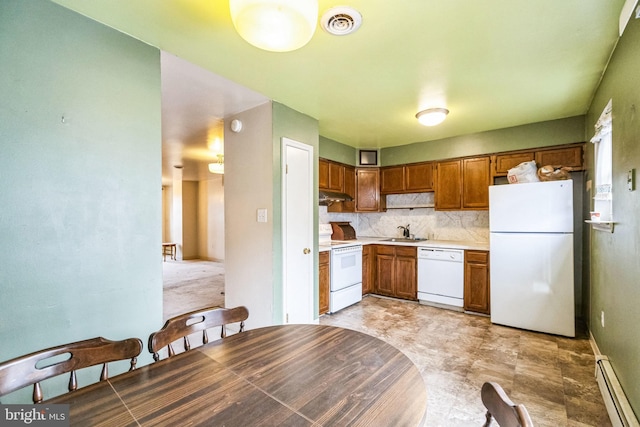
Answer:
[303,248,311,254]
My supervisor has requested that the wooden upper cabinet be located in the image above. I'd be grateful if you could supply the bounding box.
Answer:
[319,159,330,190]
[380,162,434,194]
[435,160,462,210]
[492,144,585,177]
[406,162,434,192]
[356,168,385,212]
[329,166,356,213]
[462,157,490,209]
[493,152,535,176]
[328,162,344,192]
[436,157,489,210]
[380,166,405,194]
[535,145,583,169]
[318,158,344,192]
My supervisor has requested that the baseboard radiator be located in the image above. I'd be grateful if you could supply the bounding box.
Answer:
[595,356,640,427]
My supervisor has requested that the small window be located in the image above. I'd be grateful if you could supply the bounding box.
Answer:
[590,99,613,228]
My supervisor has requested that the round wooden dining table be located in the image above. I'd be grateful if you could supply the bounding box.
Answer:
[47,324,427,426]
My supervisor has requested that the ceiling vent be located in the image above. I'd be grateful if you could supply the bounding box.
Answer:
[321,7,362,36]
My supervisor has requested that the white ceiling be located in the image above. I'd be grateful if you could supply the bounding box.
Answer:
[161,53,268,183]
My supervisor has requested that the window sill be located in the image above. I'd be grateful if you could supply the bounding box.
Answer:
[585,220,615,233]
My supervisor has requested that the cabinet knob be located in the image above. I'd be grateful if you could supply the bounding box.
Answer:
[303,248,311,254]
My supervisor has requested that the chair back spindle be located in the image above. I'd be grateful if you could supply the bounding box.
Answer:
[148,306,249,361]
[0,337,143,403]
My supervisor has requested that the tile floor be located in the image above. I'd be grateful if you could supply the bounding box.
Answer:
[319,296,611,427]
[163,261,611,426]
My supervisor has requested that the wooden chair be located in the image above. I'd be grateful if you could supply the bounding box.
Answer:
[481,382,534,427]
[148,306,249,361]
[0,337,143,403]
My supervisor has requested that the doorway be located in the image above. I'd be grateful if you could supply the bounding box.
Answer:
[282,138,314,324]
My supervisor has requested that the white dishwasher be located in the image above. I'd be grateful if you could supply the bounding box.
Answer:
[417,247,464,309]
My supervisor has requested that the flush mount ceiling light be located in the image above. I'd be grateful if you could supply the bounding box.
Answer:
[229,0,318,52]
[208,154,224,174]
[416,108,449,126]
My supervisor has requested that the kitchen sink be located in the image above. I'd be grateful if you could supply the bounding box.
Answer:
[382,237,428,242]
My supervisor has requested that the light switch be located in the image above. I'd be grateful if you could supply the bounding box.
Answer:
[257,208,268,223]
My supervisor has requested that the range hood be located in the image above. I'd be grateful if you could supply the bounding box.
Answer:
[319,190,353,206]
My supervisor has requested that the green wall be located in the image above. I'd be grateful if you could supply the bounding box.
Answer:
[381,116,585,166]
[272,102,320,320]
[0,0,162,401]
[319,135,357,165]
[586,16,640,416]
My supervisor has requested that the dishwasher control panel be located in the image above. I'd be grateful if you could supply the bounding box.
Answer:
[418,247,464,262]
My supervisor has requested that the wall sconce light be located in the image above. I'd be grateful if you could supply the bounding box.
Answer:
[208,154,224,174]
[229,0,318,52]
[416,108,449,126]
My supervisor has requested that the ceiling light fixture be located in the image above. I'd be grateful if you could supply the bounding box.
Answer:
[208,154,224,174]
[416,108,449,126]
[229,0,318,52]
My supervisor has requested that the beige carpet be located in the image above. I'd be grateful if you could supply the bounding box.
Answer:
[162,260,225,321]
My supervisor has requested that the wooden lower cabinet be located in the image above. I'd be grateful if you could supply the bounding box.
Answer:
[319,251,330,315]
[463,250,490,314]
[362,245,374,295]
[373,245,417,301]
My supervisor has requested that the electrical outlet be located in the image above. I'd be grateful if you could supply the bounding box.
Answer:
[601,311,605,328]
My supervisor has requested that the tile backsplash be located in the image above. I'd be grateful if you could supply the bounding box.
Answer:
[320,192,489,242]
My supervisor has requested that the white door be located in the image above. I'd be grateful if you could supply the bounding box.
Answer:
[282,138,314,324]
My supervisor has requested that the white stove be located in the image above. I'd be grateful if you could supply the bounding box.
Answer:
[319,224,363,313]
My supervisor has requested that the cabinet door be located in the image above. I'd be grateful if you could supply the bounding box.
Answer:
[462,157,490,209]
[406,162,434,192]
[394,247,417,300]
[362,245,374,295]
[374,245,395,297]
[535,146,583,169]
[328,162,344,192]
[319,159,330,190]
[319,252,330,315]
[435,160,462,210]
[380,166,405,194]
[464,251,490,314]
[328,166,356,213]
[493,152,535,176]
[356,168,384,212]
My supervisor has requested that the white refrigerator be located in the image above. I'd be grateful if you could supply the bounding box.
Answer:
[489,180,575,337]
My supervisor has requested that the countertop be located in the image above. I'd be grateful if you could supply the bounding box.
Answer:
[319,237,489,252]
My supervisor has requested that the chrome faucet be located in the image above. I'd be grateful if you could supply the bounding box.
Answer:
[397,224,410,238]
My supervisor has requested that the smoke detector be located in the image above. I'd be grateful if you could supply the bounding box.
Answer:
[321,7,362,36]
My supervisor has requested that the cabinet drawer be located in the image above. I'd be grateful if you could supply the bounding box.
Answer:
[395,246,417,257]
[375,245,395,255]
[466,250,488,263]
